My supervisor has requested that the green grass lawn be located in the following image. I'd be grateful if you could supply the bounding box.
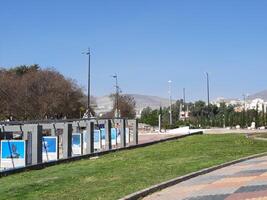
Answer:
[1,134,267,200]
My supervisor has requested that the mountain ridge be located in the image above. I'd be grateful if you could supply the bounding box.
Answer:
[94,93,170,115]
[248,90,267,101]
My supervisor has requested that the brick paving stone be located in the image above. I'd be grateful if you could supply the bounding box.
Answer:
[233,169,267,177]
[225,190,267,200]
[143,156,267,200]
[235,185,267,193]
[185,194,230,200]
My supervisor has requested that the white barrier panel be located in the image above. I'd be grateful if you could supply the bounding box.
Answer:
[94,130,101,149]
[83,130,87,153]
[126,128,130,143]
[111,128,119,145]
[1,140,26,169]
[42,136,58,162]
[72,133,82,156]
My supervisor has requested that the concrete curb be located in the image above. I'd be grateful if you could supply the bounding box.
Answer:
[253,137,267,141]
[0,132,203,178]
[119,152,267,200]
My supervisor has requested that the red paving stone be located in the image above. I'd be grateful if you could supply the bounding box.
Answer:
[138,134,183,144]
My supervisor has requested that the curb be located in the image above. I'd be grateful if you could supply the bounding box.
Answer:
[0,132,203,178]
[119,152,267,200]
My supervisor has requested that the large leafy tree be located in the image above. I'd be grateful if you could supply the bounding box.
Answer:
[0,65,87,120]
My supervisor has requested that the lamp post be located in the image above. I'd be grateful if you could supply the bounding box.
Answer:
[112,74,119,118]
[243,94,248,127]
[206,72,210,106]
[205,72,210,126]
[82,48,91,112]
[168,80,172,125]
[183,87,187,121]
[183,88,186,112]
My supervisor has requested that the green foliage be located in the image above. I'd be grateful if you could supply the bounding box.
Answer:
[9,64,40,76]
[140,107,159,126]
[140,99,267,129]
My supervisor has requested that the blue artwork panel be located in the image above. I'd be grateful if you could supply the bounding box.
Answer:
[42,137,57,153]
[72,134,81,147]
[111,128,117,140]
[100,128,105,140]
[1,140,25,159]
[99,128,118,140]
[94,130,100,142]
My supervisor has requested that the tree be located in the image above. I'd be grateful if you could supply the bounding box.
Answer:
[104,94,136,119]
[0,65,87,120]
[140,107,158,126]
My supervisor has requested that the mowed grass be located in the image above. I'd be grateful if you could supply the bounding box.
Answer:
[1,134,267,200]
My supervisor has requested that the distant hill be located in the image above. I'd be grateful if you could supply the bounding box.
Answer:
[248,90,267,101]
[94,94,170,116]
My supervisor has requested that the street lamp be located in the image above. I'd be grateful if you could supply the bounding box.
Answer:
[112,73,120,118]
[183,87,186,112]
[168,80,172,125]
[205,72,210,106]
[82,48,91,112]
[205,72,211,126]
[243,93,249,127]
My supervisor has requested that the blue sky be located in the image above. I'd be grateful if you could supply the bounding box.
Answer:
[1,0,267,101]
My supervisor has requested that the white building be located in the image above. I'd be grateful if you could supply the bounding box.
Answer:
[213,97,267,112]
[247,98,267,112]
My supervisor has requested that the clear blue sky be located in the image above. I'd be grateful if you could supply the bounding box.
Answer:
[1,0,267,101]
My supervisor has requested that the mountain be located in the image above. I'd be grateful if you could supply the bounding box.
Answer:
[248,90,267,101]
[94,94,170,116]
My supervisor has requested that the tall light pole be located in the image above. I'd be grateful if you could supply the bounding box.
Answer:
[112,74,119,118]
[83,48,91,112]
[206,72,210,106]
[183,87,187,121]
[168,80,172,125]
[243,93,248,127]
[183,88,186,112]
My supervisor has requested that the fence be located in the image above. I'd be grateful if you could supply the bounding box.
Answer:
[0,118,138,171]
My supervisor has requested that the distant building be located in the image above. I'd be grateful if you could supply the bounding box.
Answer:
[179,111,190,120]
[213,97,267,113]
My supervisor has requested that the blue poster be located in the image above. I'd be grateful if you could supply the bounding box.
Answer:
[42,137,57,153]
[1,140,25,159]
[72,134,81,147]
[72,133,82,155]
[111,128,118,140]
[100,128,105,140]
[99,128,118,140]
[94,130,100,142]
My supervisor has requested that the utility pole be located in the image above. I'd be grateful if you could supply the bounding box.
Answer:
[168,80,172,125]
[243,94,248,127]
[183,88,186,112]
[83,48,91,113]
[159,104,162,133]
[243,94,247,110]
[206,72,210,106]
[205,72,211,126]
[112,74,119,118]
[183,88,186,121]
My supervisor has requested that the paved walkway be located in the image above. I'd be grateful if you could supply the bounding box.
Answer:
[138,133,182,144]
[144,156,267,200]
